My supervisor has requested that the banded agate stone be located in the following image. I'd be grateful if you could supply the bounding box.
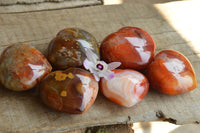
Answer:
[100,69,149,107]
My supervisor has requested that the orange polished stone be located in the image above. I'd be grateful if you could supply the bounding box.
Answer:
[39,68,98,114]
[0,44,52,91]
[47,28,100,70]
[146,50,197,95]
[100,27,155,70]
[100,69,149,107]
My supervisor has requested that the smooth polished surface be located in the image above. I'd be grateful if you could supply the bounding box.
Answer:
[0,44,52,91]
[48,28,100,70]
[100,27,155,70]
[1,0,200,132]
[100,69,149,107]
[147,50,197,95]
[39,68,98,114]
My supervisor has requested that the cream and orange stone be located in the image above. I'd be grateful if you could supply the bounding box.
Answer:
[100,69,149,107]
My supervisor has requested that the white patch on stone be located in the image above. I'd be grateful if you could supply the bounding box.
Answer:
[125,37,151,64]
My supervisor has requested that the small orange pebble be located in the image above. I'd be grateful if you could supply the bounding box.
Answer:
[100,26,156,70]
[146,50,197,95]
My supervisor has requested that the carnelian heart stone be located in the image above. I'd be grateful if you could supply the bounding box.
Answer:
[100,69,149,107]
[0,44,52,91]
[147,50,197,95]
[39,67,98,114]
[100,27,156,70]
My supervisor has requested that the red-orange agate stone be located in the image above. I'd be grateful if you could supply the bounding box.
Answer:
[100,27,156,70]
[0,44,52,91]
[147,50,197,95]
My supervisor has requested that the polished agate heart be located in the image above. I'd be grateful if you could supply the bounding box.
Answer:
[39,68,98,114]
[100,27,155,70]
[0,44,52,91]
[147,50,197,95]
[48,28,100,70]
[100,69,149,107]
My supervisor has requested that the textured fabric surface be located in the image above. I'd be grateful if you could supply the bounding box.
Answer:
[0,0,86,5]
[0,0,101,13]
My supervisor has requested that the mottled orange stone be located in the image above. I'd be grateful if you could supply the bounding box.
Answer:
[100,27,156,70]
[0,44,52,91]
[100,69,149,107]
[47,28,100,70]
[146,50,197,95]
[39,68,99,114]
